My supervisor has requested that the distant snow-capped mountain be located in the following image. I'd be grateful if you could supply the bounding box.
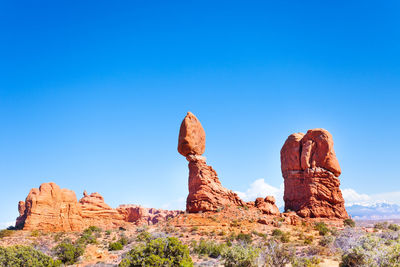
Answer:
[346,202,400,220]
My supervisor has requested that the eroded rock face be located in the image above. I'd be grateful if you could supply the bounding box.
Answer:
[117,205,180,225]
[16,183,179,231]
[281,129,348,219]
[16,183,83,231]
[178,112,245,213]
[255,196,280,215]
[186,155,244,212]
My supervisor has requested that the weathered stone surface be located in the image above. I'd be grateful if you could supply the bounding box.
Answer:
[117,205,180,225]
[79,191,126,229]
[255,196,280,215]
[178,112,261,213]
[16,183,83,231]
[281,129,348,219]
[16,183,179,231]
[178,112,206,157]
[185,155,244,212]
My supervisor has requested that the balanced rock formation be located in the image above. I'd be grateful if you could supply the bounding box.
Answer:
[178,112,245,213]
[281,129,348,219]
[16,183,180,231]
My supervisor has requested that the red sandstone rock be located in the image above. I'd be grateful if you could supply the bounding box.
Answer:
[255,196,280,215]
[16,182,83,231]
[117,205,180,225]
[281,129,348,219]
[79,191,126,229]
[16,183,179,231]
[186,155,244,212]
[178,112,206,157]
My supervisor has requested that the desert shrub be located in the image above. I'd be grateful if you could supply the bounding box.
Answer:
[314,222,329,236]
[53,242,84,265]
[77,232,97,245]
[304,235,313,245]
[0,229,15,239]
[319,235,334,247]
[388,224,400,231]
[136,231,152,242]
[272,229,283,237]
[263,239,294,267]
[280,232,290,243]
[119,237,193,267]
[192,240,226,258]
[105,230,112,235]
[0,245,60,266]
[236,233,252,244]
[84,226,102,234]
[292,256,321,267]
[374,222,388,230]
[222,244,260,267]
[109,242,124,251]
[30,230,40,237]
[344,219,356,228]
[119,236,129,246]
[337,233,400,266]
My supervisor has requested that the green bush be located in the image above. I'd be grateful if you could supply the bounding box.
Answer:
[304,235,313,245]
[272,229,283,237]
[314,222,329,236]
[119,236,129,246]
[264,239,294,267]
[119,237,193,267]
[388,224,400,231]
[192,240,226,258]
[136,231,152,242]
[221,245,260,267]
[292,256,321,267]
[77,229,98,245]
[109,242,124,251]
[0,229,14,239]
[374,222,388,230]
[344,219,356,228]
[319,236,333,247]
[53,242,84,265]
[84,226,102,234]
[0,245,61,266]
[236,233,252,244]
[280,232,290,243]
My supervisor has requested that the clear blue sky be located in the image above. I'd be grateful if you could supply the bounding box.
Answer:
[1,1,400,226]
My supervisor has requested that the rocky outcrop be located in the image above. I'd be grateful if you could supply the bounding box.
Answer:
[16,183,179,231]
[117,205,180,225]
[79,191,127,229]
[178,112,245,213]
[281,129,348,219]
[16,183,83,231]
[254,196,280,215]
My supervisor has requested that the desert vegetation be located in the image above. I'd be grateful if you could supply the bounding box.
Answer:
[1,218,399,266]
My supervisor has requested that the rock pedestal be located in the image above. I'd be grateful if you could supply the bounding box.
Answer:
[178,112,246,213]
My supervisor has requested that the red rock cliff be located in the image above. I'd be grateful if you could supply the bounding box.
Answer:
[281,129,348,219]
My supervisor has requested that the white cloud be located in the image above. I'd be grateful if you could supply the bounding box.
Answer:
[342,188,400,206]
[342,188,371,205]
[0,221,14,229]
[235,179,284,207]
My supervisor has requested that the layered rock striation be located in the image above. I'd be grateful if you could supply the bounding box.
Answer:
[16,183,180,231]
[281,129,348,219]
